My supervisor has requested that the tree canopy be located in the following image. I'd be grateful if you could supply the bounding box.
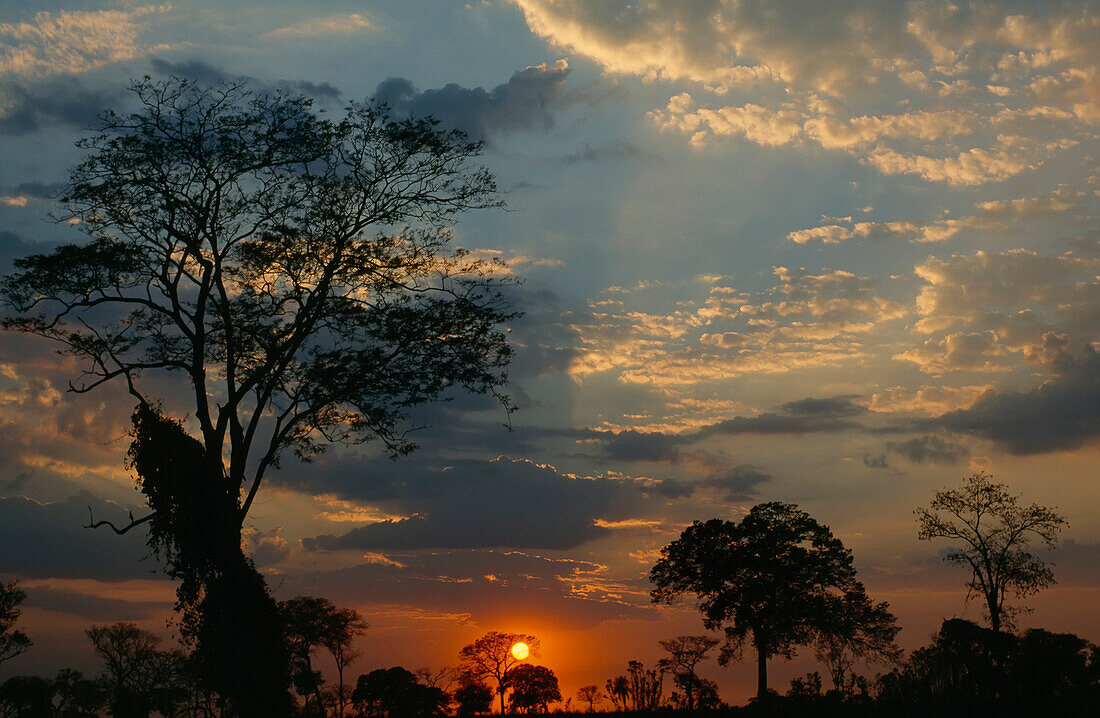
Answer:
[650,502,899,699]
[0,581,31,670]
[916,472,1066,632]
[457,631,538,715]
[502,664,561,713]
[0,76,516,716]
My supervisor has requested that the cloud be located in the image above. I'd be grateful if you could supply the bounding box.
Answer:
[148,58,343,101]
[372,60,572,140]
[282,549,651,630]
[0,76,124,135]
[0,493,160,581]
[266,13,373,39]
[516,2,1100,187]
[0,6,167,78]
[929,346,1100,454]
[885,434,968,465]
[297,456,681,551]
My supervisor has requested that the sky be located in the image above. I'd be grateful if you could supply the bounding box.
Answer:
[1,0,1099,705]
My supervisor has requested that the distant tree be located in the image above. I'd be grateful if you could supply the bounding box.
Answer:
[458,631,538,715]
[604,675,629,711]
[415,666,458,692]
[52,669,107,717]
[279,596,330,714]
[0,582,31,671]
[351,667,449,718]
[812,590,901,693]
[502,664,561,713]
[318,606,368,718]
[916,472,1067,632]
[86,623,184,718]
[575,684,601,712]
[650,502,891,700]
[657,635,718,710]
[0,675,53,717]
[452,680,493,716]
[1,75,515,716]
[625,660,664,711]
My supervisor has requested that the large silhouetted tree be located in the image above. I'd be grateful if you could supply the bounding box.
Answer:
[0,581,30,671]
[916,472,1066,632]
[458,631,538,714]
[1,76,515,715]
[650,502,895,700]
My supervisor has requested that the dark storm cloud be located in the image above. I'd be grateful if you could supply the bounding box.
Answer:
[699,395,868,438]
[885,435,968,465]
[702,465,772,502]
[148,58,343,100]
[24,586,168,621]
[929,347,1100,455]
[594,395,869,463]
[0,493,160,581]
[372,60,571,140]
[0,77,124,135]
[301,457,625,551]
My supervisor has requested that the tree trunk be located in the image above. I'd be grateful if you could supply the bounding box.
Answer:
[756,647,768,700]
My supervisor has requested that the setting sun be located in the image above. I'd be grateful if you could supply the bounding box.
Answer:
[511,642,529,661]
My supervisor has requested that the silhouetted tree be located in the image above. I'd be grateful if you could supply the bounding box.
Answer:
[625,660,664,711]
[0,75,514,717]
[502,664,560,713]
[52,669,107,717]
[458,631,538,715]
[657,635,718,710]
[0,675,53,718]
[916,472,1066,632]
[575,685,602,712]
[319,606,368,718]
[812,589,901,693]
[0,582,30,671]
[604,675,628,711]
[452,680,492,716]
[351,667,448,718]
[279,597,330,714]
[650,503,889,700]
[87,623,185,718]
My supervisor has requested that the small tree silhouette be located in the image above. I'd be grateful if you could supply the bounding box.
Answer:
[576,684,602,711]
[0,582,30,670]
[458,631,538,714]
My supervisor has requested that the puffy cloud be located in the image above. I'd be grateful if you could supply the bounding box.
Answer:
[513,1,1100,186]
[894,331,1010,375]
[0,6,167,77]
[930,346,1100,454]
[373,60,573,140]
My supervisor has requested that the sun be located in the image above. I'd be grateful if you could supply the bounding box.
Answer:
[510,642,529,660]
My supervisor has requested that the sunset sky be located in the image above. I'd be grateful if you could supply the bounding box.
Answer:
[1,0,1099,704]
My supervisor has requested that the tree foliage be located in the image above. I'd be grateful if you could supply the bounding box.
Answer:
[657,635,718,711]
[650,502,898,699]
[457,631,537,715]
[916,472,1066,632]
[0,76,516,716]
[351,667,448,718]
[0,582,30,670]
[501,664,561,713]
